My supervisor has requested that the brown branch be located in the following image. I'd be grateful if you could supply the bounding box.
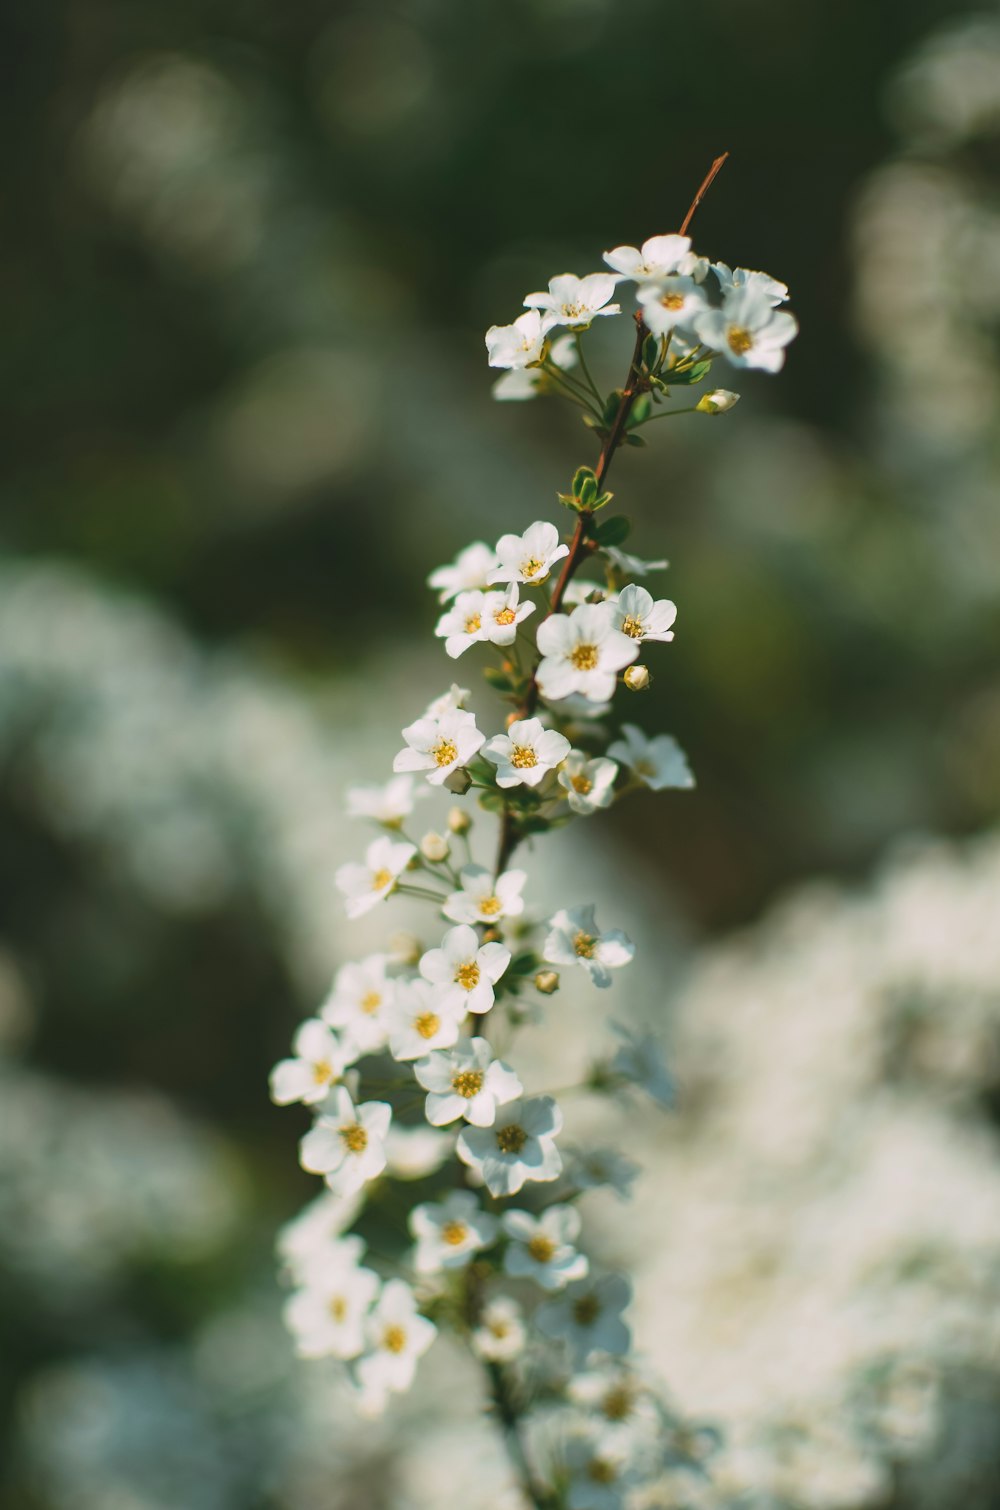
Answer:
[679,151,729,237]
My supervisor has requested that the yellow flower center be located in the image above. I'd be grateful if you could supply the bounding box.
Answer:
[494,607,516,626]
[573,1294,601,1325]
[727,325,754,355]
[510,745,537,769]
[464,613,482,633]
[496,1123,527,1155]
[479,894,502,917]
[602,1385,634,1421]
[452,1069,484,1098]
[360,990,381,1015]
[312,1059,334,1084]
[573,932,596,958]
[570,642,599,671]
[340,1123,368,1154]
[569,774,592,795]
[383,1324,407,1354]
[329,1294,348,1321]
[441,1219,468,1246]
[371,867,393,891]
[660,292,685,311]
[488,1319,510,1339]
[587,1458,617,1485]
[455,961,481,990]
[415,1011,441,1039]
[521,557,544,578]
[621,614,644,638]
[635,759,656,779]
[433,739,458,767]
[527,1235,556,1264]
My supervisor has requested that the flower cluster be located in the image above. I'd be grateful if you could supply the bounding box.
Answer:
[272,193,795,1503]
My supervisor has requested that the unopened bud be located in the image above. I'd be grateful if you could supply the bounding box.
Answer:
[389,931,422,967]
[623,664,651,691]
[535,969,560,995]
[419,831,450,863]
[447,806,471,835]
[444,766,472,795]
[696,388,740,415]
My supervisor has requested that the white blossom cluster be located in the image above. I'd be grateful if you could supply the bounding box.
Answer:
[270,223,796,1503]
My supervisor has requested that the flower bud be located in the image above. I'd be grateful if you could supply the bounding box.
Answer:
[696,388,740,415]
[389,932,422,967]
[623,664,651,691]
[447,806,471,835]
[419,831,450,863]
[535,969,560,995]
[444,767,472,795]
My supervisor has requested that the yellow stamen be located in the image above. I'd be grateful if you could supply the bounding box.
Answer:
[441,1220,468,1246]
[340,1123,368,1154]
[660,292,685,311]
[494,607,516,626]
[312,1059,334,1084]
[727,325,754,356]
[569,774,592,795]
[521,557,544,578]
[464,613,482,633]
[573,932,596,958]
[527,1235,556,1263]
[570,643,598,671]
[415,1011,441,1039]
[479,894,502,917]
[510,745,538,769]
[329,1295,348,1321]
[602,1385,634,1421]
[433,739,458,767]
[621,615,644,638]
[496,1123,527,1154]
[383,1325,407,1354]
[452,1069,484,1099]
[455,961,481,990]
[360,990,381,1015]
[371,867,392,891]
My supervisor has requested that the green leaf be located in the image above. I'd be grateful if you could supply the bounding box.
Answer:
[509,951,538,977]
[642,333,660,371]
[571,465,596,497]
[594,514,631,547]
[602,391,623,425]
[623,432,647,447]
[666,359,713,387]
[482,666,513,692]
[628,394,652,427]
[476,790,505,813]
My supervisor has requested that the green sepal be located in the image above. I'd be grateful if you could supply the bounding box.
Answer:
[623,432,647,446]
[594,514,631,548]
[628,394,652,427]
[666,359,713,387]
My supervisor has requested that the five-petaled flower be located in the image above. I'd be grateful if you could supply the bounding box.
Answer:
[355,1279,437,1416]
[485,310,550,369]
[385,977,467,1061]
[543,905,635,989]
[300,1087,392,1196]
[409,1190,499,1274]
[636,275,709,337]
[484,717,571,789]
[414,1036,522,1127]
[419,924,511,1015]
[536,603,639,704]
[428,543,499,603]
[502,1204,590,1291]
[603,232,699,284]
[607,723,694,791]
[320,953,396,1055]
[335,836,416,920]
[524,272,620,330]
[283,1236,379,1360]
[695,285,798,372]
[457,1095,563,1197]
[488,521,570,587]
[534,1271,633,1368]
[443,863,527,925]
[557,751,618,816]
[609,584,678,645]
[269,1019,356,1107]
[393,707,485,786]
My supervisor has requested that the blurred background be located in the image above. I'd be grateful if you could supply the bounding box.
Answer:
[2,0,1000,1506]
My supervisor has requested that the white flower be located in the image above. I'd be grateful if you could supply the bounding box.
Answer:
[544,906,634,989]
[424,683,471,717]
[488,521,570,587]
[484,717,571,789]
[283,1240,380,1360]
[435,590,489,659]
[409,1190,499,1274]
[602,546,668,578]
[443,863,527,925]
[694,286,798,372]
[385,977,467,1061]
[636,276,709,337]
[524,273,620,330]
[414,1036,522,1127]
[277,1190,366,1284]
[393,707,485,786]
[269,1019,356,1107]
[606,723,694,791]
[536,603,639,704]
[603,232,696,284]
[562,579,606,608]
[485,310,550,369]
[557,752,618,815]
[428,543,500,603]
[335,836,416,920]
[565,1146,640,1200]
[609,584,677,644]
[419,924,510,1015]
[568,1366,660,1438]
[345,773,427,826]
[320,953,395,1054]
[712,260,789,305]
[456,1095,563,1197]
[502,1204,589,1291]
[481,583,536,646]
[534,1272,632,1366]
[493,332,576,400]
[564,1431,638,1510]
[383,1123,454,1180]
[696,387,740,414]
[610,1023,675,1107]
[355,1279,436,1414]
[299,1087,392,1196]
[471,1295,526,1362]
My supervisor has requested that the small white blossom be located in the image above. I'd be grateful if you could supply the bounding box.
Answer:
[299,1087,392,1196]
[283,1238,379,1360]
[603,232,696,284]
[485,310,550,369]
[419,924,510,1015]
[610,1023,675,1107]
[694,286,798,373]
[534,1272,632,1366]
[607,723,693,791]
[457,1095,563,1197]
[355,1279,436,1414]
[536,603,639,704]
[481,583,536,646]
[557,752,618,815]
[269,1019,356,1107]
[320,953,396,1054]
[428,543,499,603]
[435,590,489,659]
[636,277,709,337]
[602,546,668,578]
[524,273,620,330]
[562,579,606,608]
[488,521,570,587]
[393,707,485,787]
[414,1036,522,1127]
[565,1146,640,1200]
[568,1366,660,1438]
[409,1190,499,1274]
[609,584,677,645]
[493,332,577,400]
[424,682,471,717]
[484,716,571,789]
[335,836,416,920]
[564,1431,638,1510]
[443,863,527,925]
[345,773,427,826]
[471,1295,526,1362]
[502,1204,589,1291]
[712,260,789,305]
[277,1190,366,1284]
[544,906,634,989]
[386,977,466,1061]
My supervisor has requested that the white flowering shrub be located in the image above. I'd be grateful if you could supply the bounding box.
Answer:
[270,163,798,1507]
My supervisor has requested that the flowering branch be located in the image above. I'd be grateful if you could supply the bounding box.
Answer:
[270,156,798,1508]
